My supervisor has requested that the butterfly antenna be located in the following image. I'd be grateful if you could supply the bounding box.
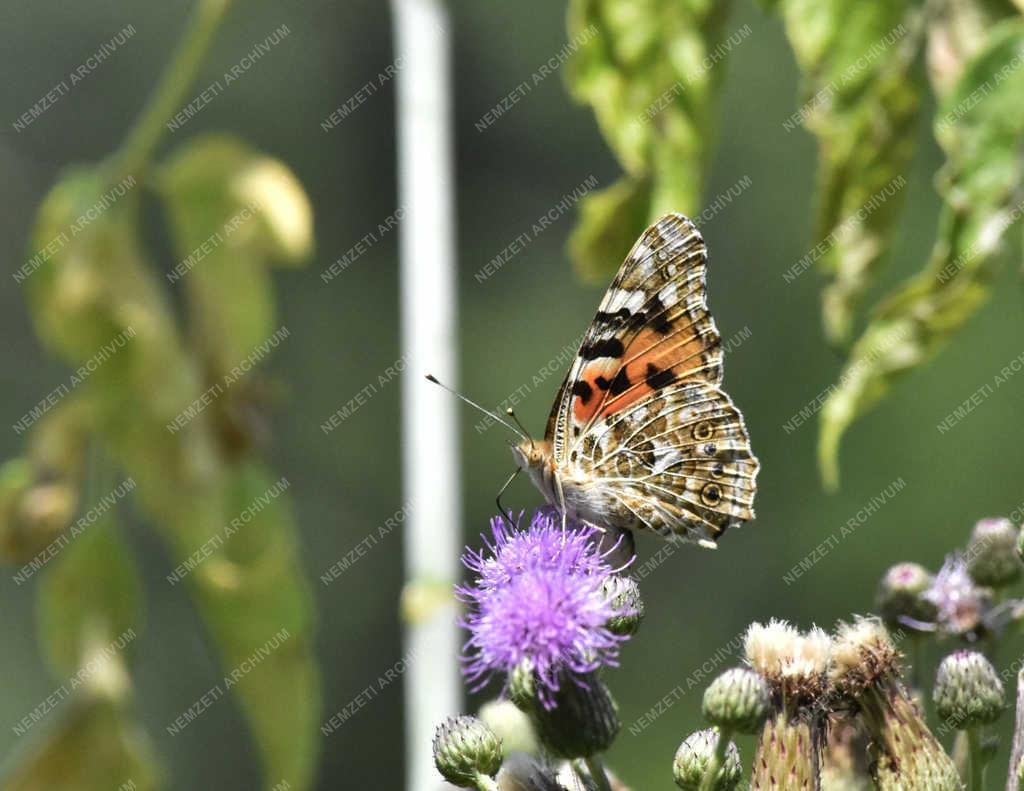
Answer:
[424,374,527,441]
[505,408,534,452]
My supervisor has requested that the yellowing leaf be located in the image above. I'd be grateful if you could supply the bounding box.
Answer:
[819,19,1024,487]
[778,0,925,345]
[566,0,742,280]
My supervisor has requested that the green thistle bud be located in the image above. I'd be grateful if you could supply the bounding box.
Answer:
[933,650,1004,728]
[967,517,1022,588]
[601,575,644,636]
[702,667,771,734]
[673,728,741,791]
[875,563,937,629]
[433,715,503,787]
[530,674,619,759]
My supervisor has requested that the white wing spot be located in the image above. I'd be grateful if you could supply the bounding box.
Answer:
[652,448,682,475]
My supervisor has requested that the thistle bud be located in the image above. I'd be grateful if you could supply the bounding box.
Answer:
[530,673,619,759]
[673,728,741,791]
[875,563,937,629]
[967,517,1022,588]
[602,575,644,636]
[433,715,503,787]
[702,667,771,735]
[933,650,1004,728]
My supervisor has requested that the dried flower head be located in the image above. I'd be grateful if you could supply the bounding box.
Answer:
[829,617,901,697]
[827,619,960,790]
[745,620,831,703]
[458,510,627,708]
[744,619,799,677]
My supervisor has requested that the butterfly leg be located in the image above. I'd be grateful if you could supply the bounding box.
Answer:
[554,473,568,537]
[495,468,521,529]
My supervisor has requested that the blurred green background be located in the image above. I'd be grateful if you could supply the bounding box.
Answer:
[2,0,1023,788]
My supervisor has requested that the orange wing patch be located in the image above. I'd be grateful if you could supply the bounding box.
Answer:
[572,319,719,423]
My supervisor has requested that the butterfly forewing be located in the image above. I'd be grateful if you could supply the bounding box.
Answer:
[544,212,758,544]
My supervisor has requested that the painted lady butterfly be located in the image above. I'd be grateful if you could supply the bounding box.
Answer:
[511,212,759,546]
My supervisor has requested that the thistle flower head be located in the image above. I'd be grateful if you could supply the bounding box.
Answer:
[966,517,1022,588]
[829,617,902,697]
[458,510,627,709]
[922,553,989,635]
[875,562,937,630]
[933,649,1004,728]
[745,620,831,703]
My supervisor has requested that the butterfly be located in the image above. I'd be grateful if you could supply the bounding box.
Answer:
[510,212,759,546]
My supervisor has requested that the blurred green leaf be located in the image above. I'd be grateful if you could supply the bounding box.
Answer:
[568,175,651,283]
[4,473,158,791]
[777,0,924,345]
[566,0,739,280]
[819,19,1024,488]
[4,698,161,791]
[21,159,320,788]
[926,0,1019,98]
[156,134,313,379]
[38,487,141,679]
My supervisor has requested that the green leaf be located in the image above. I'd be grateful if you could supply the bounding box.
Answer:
[569,175,651,282]
[819,19,1024,488]
[1,457,160,791]
[38,497,142,680]
[777,0,925,345]
[155,134,313,380]
[566,0,740,280]
[3,698,161,791]
[21,163,320,789]
[926,0,1020,98]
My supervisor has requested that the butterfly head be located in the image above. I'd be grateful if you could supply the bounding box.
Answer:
[511,439,558,505]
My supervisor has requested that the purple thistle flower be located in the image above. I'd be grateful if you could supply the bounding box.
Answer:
[458,508,630,709]
[923,553,988,635]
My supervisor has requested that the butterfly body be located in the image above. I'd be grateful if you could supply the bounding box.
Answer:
[513,213,759,546]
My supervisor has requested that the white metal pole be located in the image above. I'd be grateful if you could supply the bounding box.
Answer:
[391,0,461,789]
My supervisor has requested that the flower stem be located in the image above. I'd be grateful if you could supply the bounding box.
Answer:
[700,727,731,791]
[584,755,614,791]
[908,633,923,694]
[107,0,232,181]
[472,772,499,791]
[1005,667,1024,791]
[967,728,985,791]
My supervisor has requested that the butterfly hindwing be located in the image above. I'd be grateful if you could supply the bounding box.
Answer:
[570,379,758,542]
